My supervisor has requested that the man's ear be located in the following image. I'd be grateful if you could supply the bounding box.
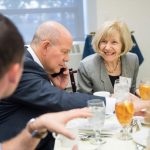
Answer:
[8,64,21,84]
[41,40,51,56]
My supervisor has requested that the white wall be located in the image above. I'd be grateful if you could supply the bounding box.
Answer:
[85,0,150,85]
[83,0,97,35]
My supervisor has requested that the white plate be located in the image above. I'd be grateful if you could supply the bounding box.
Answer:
[132,128,149,147]
[93,91,110,97]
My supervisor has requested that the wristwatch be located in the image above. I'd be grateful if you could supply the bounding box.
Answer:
[26,118,48,139]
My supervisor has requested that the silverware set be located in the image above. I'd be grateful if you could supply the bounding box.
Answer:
[79,129,113,141]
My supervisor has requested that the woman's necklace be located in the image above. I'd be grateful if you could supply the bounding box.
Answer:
[104,59,120,73]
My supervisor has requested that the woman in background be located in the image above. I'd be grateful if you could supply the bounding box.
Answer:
[77,20,139,94]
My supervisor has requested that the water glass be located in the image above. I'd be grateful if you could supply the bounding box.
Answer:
[60,127,79,148]
[114,78,130,101]
[87,99,105,150]
[53,125,79,149]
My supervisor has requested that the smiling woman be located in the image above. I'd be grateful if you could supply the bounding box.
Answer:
[77,20,139,95]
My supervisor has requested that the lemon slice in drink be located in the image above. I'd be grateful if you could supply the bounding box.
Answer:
[124,101,134,115]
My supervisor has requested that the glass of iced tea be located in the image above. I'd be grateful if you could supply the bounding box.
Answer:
[139,80,150,100]
[115,93,134,140]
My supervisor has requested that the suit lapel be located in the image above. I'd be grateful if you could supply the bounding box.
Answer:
[24,47,50,82]
[25,49,33,59]
[121,55,131,77]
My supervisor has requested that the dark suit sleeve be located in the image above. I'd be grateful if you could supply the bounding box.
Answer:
[10,57,105,112]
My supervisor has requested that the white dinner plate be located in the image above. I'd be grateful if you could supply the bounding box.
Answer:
[93,91,110,97]
[132,128,149,147]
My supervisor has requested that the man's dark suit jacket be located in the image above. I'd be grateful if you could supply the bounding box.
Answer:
[0,50,105,150]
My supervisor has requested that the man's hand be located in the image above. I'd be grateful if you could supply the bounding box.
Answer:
[35,108,92,140]
[49,68,69,89]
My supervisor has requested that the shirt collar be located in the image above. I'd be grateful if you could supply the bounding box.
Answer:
[27,45,44,69]
[26,45,54,85]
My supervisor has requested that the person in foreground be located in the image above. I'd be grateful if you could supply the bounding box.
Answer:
[0,18,105,150]
[0,14,92,150]
[1,109,91,150]
[77,20,139,94]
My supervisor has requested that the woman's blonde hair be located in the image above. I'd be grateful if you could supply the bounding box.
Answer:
[92,20,133,55]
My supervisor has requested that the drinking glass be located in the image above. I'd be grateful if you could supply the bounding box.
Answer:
[87,99,105,150]
[114,79,130,101]
[115,93,134,140]
[139,79,150,100]
[53,123,79,149]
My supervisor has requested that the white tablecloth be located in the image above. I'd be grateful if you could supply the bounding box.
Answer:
[54,136,136,150]
[54,115,148,150]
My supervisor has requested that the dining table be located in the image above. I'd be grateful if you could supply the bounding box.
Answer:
[54,114,149,150]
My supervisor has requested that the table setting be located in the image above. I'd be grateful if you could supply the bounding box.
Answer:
[54,113,150,150]
[54,77,150,150]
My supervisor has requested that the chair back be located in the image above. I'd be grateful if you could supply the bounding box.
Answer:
[69,68,77,92]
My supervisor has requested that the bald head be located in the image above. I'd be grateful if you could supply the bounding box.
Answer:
[31,21,72,46]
